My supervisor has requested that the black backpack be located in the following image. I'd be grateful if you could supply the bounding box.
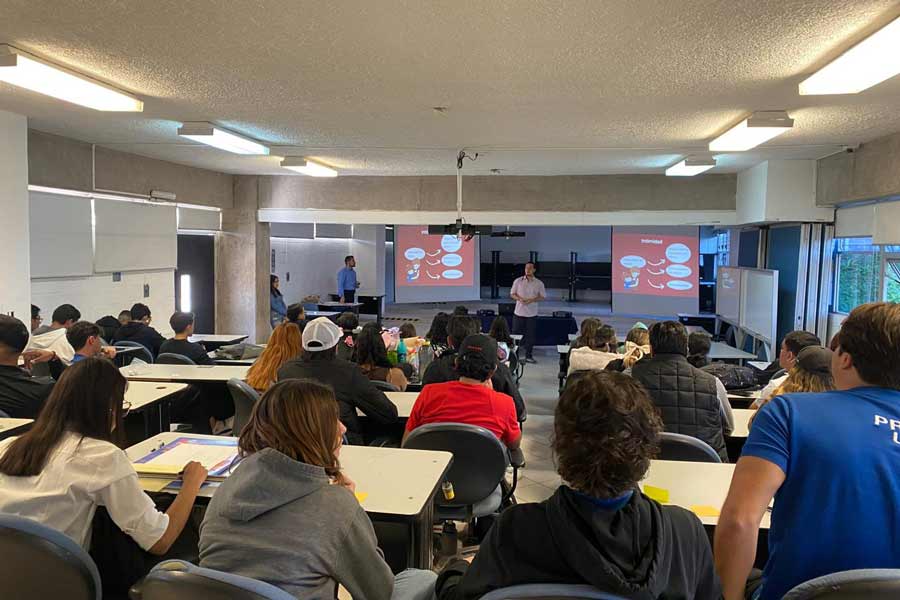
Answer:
[701,362,758,390]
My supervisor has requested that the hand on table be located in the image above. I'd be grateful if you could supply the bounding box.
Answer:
[180,461,209,491]
[22,349,55,368]
[101,346,118,359]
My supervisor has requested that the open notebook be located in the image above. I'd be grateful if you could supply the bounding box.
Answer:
[133,436,239,484]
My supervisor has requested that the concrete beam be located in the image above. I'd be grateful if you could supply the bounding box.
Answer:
[817,130,900,206]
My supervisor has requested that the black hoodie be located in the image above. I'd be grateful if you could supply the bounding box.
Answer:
[112,321,166,359]
[437,486,721,600]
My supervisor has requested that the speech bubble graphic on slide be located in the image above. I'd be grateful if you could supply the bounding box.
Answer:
[665,243,692,264]
[442,254,463,267]
[619,255,647,269]
[441,235,463,252]
[442,269,464,280]
[666,264,692,278]
[667,280,694,291]
[404,247,425,260]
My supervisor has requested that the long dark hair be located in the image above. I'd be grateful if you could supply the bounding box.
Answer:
[488,316,514,345]
[0,358,127,477]
[355,323,392,369]
[426,312,450,345]
[270,274,282,297]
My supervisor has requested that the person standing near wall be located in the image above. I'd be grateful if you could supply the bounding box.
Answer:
[337,255,360,304]
[510,261,545,363]
[270,275,287,330]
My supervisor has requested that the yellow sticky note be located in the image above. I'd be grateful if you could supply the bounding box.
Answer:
[691,505,721,517]
[354,491,368,503]
[140,478,174,492]
[643,485,670,503]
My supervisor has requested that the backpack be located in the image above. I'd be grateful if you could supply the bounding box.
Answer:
[701,362,758,390]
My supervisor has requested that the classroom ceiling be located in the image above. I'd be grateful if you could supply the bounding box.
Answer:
[1,0,899,176]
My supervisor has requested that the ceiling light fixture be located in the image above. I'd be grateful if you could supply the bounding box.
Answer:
[281,157,338,177]
[665,157,716,176]
[708,111,794,152]
[178,122,270,155]
[800,16,900,95]
[0,45,143,111]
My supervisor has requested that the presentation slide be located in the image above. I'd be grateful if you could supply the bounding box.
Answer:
[393,225,481,303]
[611,226,700,316]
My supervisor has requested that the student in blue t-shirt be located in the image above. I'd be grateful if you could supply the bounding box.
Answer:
[715,302,900,600]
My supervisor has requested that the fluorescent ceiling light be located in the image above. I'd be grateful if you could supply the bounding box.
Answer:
[281,157,338,177]
[709,111,794,152]
[666,157,716,176]
[800,16,900,95]
[178,122,270,155]
[0,45,143,111]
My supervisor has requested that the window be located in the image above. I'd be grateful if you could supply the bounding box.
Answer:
[884,256,900,303]
[716,230,730,267]
[832,238,900,313]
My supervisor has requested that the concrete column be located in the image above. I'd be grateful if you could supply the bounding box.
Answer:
[0,111,30,321]
[350,224,386,297]
[216,176,271,343]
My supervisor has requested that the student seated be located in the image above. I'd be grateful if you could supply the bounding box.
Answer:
[199,379,436,599]
[356,323,408,391]
[113,303,166,359]
[631,321,728,461]
[452,306,469,316]
[488,316,515,363]
[0,315,55,418]
[159,312,214,365]
[605,326,651,372]
[335,311,359,362]
[31,304,42,333]
[425,312,451,358]
[95,315,122,343]
[404,334,521,451]
[0,359,208,589]
[285,302,306,330]
[245,323,301,393]
[716,303,900,600]
[118,310,132,327]
[399,322,417,340]
[277,317,398,444]
[423,316,526,423]
[568,324,619,374]
[27,303,81,365]
[571,317,602,350]
[752,330,821,408]
[67,321,117,363]
[749,345,834,429]
[683,332,735,435]
[436,370,721,599]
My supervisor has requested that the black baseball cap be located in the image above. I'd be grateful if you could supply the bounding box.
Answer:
[796,346,833,376]
[458,334,499,365]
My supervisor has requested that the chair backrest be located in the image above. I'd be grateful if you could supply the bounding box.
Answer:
[0,408,10,418]
[370,379,400,392]
[134,559,295,600]
[403,422,507,506]
[116,341,154,364]
[156,353,196,366]
[658,431,722,463]
[480,583,626,600]
[227,379,261,436]
[783,569,900,600]
[0,513,101,600]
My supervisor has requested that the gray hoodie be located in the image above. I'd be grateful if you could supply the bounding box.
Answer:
[199,448,394,599]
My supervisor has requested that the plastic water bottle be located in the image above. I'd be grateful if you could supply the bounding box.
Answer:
[397,338,407,363]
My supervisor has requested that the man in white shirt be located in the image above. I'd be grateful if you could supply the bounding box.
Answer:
[510,262,546,363]
[752,330,821,408]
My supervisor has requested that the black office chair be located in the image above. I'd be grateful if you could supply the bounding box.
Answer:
[116,341,154,364]
[658,432,722,463]
[403,422,523,555]
[480,584,627,600]
[227,379,260,436]
[131,559,295,600]
[0,513,102,600]
[783,569,900,599]
[156,353,197,366]
[370,379,401,392]
[0,408,9,418]
[510,344,526,385]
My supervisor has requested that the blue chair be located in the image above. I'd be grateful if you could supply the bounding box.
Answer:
[227,378,261,437]
[116,341,154,364]
[658,432,722,463]
[480,583,626,599]
[0,513,102,600]
[783,569,900,599]
[130,560,295,600]
[156,353,196,366]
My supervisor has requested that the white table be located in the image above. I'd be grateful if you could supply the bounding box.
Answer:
[0,418,33,440]
[305,310,340,319]
[121,364,249,383]
[357,391,418,418]
[126,433,452,569]
[208,351,258,366]
[709,341,757,363]
[642,459,770,529]
[189,334,248,344]
[126,381,188,438]
[748,360,770,371]
[728,389,761,409]
[511,334,523,342]
[730,408,754,439]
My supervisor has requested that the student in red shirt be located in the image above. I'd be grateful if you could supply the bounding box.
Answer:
[403,334,521,450]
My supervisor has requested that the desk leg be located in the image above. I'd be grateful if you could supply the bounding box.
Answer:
[411,502,434,569]
[558,352,568,392]
[159,399,172,434]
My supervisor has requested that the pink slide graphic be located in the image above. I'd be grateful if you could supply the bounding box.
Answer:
[613,232,699,298]
[395,225,475,287]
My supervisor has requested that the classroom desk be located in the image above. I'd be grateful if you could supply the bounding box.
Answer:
[318,302,362,315]
[728,389,761,409]
[511,334,523,342]
[480,314,578,346]
[0,418,33,440]
[207,351,258,366]
[126,433,453,569]
[708,341,756,363]
[747,360,770,371]
[121,364,249,382]
[126,381,188,438]
[305,310,340,321]
[357,391,418,418]
[641,460,770,529]
[557,344,570,391]
[730,408,753,439]
[188,334,249,351]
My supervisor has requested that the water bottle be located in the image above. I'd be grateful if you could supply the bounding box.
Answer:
[397,338,407,363]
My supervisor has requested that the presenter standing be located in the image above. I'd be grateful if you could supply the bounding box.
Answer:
[510,261,546,363]
[337,255,360,304]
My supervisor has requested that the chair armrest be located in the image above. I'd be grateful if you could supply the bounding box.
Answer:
[508,447,526,469]
[128,577,145,600]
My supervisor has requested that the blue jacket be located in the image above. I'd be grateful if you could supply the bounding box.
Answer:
[270,292,287,318]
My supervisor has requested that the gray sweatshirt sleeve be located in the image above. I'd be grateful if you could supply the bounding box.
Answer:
[332,506,394,600]
[715,377,735,435]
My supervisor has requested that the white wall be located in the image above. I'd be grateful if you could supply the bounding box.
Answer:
[271,237,351,303]
[350,225,386,296]
[31,270,176,337]
[479,226,612,262]
[0,111,30,320]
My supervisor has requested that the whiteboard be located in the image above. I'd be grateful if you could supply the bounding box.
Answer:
[715,266,742,324]
[740,269,778,345]
[28,192,94,278]
[94,199,177,272]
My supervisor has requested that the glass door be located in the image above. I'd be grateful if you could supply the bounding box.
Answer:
[883,254,900,303]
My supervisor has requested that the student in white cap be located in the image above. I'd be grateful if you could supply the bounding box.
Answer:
[277,317,398,444]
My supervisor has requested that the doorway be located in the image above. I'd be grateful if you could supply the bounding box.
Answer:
[176,234,215,333]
